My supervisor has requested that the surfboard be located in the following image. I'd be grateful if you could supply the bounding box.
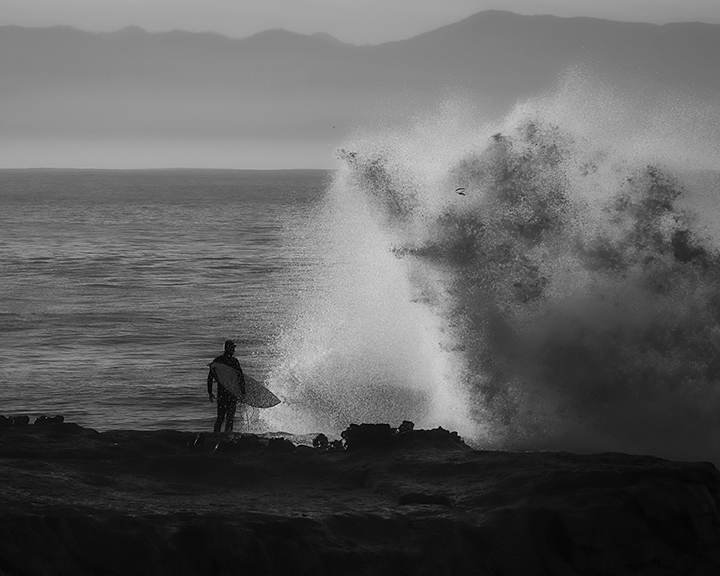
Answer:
[210,361,281,408]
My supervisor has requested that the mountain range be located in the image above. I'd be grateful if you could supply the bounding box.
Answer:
[1,10,718,168]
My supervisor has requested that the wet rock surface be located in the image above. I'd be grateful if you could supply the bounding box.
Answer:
[1,417,720,575]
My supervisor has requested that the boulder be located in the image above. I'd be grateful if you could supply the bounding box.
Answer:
[341,423,394,450]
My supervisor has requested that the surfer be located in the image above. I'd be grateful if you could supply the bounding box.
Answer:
[207,340,246,433]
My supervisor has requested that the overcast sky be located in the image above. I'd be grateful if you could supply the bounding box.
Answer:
[3,0,720,44]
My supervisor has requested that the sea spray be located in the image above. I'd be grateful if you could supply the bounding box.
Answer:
[267,84,720,462]
[264,147,475,437]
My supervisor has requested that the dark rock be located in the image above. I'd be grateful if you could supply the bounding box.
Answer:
[341,423,466,451]
[398,492,454,506]
[266,437,295,453]
[212,434,261,454]
[312,433,329,449]
[341,423,394,450]
[397,420,415,433]
[392,427,467,450]
[312,433,344,451]
[233,434,261,450]
[0,415,10,428]
[2,423,720,575]
[34,415,65,426]
[56,421,98,435]
[32,416,97,436]
[9,415,29,426]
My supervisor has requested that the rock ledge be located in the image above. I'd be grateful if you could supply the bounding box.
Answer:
[1,417,719,575]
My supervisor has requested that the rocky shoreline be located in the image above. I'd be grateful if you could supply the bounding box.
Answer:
[1,416,720,575]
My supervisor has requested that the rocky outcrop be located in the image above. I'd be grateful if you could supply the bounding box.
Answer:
[1,417,719,575]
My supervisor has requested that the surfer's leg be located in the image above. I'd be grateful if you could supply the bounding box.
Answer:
[225,401,237,432]
[214,400,227,433]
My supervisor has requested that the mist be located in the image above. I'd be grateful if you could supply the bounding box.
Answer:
[1,12,719,169]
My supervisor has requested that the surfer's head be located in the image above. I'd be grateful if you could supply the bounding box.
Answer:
[224,339,236,355]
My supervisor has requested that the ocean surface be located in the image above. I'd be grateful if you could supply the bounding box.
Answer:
[0,169,331,431]
[2,102,720,464]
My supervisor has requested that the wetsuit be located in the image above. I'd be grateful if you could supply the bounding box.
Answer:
[207,353,245,433]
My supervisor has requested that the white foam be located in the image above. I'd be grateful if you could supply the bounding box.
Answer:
[264,72,720,463]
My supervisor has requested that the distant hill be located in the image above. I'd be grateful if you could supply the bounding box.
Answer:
[0,11,718,167]
[310,31,348,45]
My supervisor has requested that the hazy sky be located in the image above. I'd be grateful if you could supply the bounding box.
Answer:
[3,0,720,44]
[3,0,719,168]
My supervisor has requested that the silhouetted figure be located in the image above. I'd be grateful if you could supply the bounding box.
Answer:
[207,339,245,433]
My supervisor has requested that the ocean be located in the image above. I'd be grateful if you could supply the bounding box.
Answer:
[0,169,331,432]
[2,102,720,464]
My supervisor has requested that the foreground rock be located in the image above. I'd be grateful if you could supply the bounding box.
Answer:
[1,418,719,575]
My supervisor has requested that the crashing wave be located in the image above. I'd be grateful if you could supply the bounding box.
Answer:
[330,112,720,461]
[266,80,720,463]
